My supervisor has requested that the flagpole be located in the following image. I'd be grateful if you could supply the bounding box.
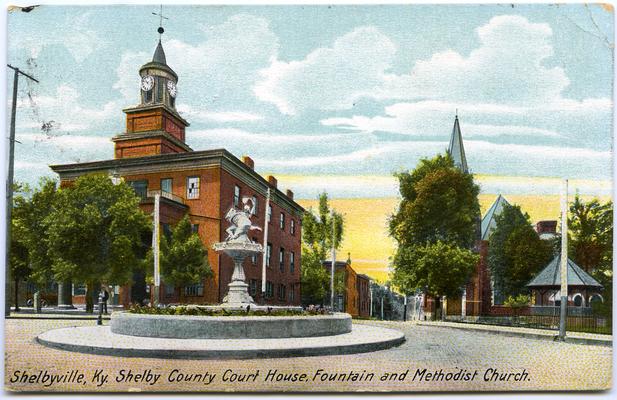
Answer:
[153,193,161,306]
[261,188,271,298]
[330,209,336,310]
[558,179,568,340]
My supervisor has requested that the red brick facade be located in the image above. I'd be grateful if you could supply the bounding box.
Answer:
[49,41,303,308]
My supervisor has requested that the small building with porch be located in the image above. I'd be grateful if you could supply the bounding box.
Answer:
[527,254,604,310]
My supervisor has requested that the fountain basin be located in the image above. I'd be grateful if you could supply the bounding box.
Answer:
[110,311,352,339]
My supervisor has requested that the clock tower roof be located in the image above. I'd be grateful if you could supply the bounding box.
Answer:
[152,39,167,64]
[139,40,177,81]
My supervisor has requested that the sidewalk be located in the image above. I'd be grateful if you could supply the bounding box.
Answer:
[7,306,123,320]
[417,320,612,346]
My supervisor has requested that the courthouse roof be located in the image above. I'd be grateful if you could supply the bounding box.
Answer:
[480,194,510,241]
[527,254,603,288]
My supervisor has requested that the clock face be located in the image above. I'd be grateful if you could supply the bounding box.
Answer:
[141,75,154,91]
[167,81,177,98]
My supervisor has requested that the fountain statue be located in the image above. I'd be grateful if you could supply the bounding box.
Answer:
[213,197,263,306]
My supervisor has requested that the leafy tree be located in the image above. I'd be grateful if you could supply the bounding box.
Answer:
[568,195,612,273]
[392,241,479,297]
[143,214,212,296]
[10,179,59,310]
[390,154,480,249]
[299,248,329,305]
[488,203,553,301]
[13,179,58,288]
[10,191,30,312]
[568,195,613,317]
[389,154,480,298]
[46,174,150,312]
[301,192,344,306]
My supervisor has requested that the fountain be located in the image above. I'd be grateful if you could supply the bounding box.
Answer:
[36,199,404,358]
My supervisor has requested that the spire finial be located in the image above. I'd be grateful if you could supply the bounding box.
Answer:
[152,5,168,40]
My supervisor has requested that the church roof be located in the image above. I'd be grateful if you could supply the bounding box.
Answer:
[480,194,510,241]
[152,40,167,64]
[526,254,603,288]
[447,115,469,173]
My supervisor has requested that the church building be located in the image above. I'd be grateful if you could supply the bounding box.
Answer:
[50,32,303,307]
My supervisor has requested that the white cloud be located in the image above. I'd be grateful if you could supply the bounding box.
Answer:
[258,14,609,121]
[379,15,569,105]
[176,104,263,123]
[16,85,118,133]
[254,26,396,115]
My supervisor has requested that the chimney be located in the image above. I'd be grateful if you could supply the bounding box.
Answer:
[535,220,557,235]
[286,189,294,199]
[242,155,254,170]
[267,175,277,188]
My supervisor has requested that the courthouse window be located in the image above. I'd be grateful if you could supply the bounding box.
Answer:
[187,176,200,199]
[160,178,172,194]
[266,243,272,267]
[234,185,241,208]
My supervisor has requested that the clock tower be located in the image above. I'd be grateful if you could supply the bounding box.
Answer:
[113,34,192,159]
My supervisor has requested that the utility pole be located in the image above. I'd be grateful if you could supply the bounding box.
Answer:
[330,209,336,310]
[5,64,38,317]
[558,179,569,340]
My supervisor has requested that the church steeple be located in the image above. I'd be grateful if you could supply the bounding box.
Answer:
[447,113,469,174]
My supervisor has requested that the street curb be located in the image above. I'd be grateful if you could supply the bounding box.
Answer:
[417,322,612,347]
[7,316,111,321]
[36,324,406,359]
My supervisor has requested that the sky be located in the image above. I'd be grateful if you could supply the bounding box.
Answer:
[5,3,614,199]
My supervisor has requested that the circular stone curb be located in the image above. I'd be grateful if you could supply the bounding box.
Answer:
[110,311,352,339]
[37,324,405,359]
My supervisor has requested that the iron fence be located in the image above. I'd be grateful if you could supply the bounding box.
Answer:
[446,313,611,335]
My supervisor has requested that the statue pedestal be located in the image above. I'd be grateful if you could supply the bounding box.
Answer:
[213,242,262,307]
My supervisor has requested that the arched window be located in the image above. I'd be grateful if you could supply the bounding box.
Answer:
[589,294,604,305]
[573,293,583,307]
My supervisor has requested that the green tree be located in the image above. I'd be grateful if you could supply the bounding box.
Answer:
[392,241,479,297]
[568,195,612,273]
[46,174,150,312]
[143,214,212,294]
[488,203,553,301]
[390,154,480,249]
[13,179,58,287]
[11,179,59,310]
[389,154,480,298]
[568,195,613,317]
[301,192,344,306]
[10,188,30,312]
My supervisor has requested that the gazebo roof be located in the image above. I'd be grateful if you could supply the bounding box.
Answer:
[526,254,603,288]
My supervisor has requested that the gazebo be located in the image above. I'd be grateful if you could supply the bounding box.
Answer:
[527,254,604,309]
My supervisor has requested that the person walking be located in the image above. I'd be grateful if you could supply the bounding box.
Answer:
[100,287,109,314]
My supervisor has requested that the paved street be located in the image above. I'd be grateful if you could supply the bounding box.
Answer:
[4,318,612,392]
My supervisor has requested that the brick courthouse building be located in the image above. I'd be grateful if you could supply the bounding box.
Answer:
[50,39,303,307]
